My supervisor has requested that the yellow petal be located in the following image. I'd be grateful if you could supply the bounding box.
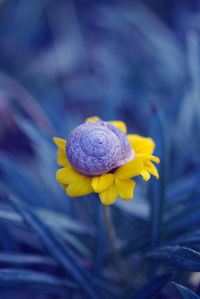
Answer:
[67,178,93,197]
[137,154,160,164]
[85,116,100,122]
[61,183,68,190]
[109,121,127,134]
[115,178,135,200]
[144,161,159,179]
[141,170,151,181]
[127,135,155,155]
[53,137,66,153]
[114,158,143,180]
[57,149,70,167]
[56,167,86,184]
[99,184,118,205]
[91,174,114,193]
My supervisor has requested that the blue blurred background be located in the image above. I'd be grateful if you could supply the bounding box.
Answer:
[0,0,200,298]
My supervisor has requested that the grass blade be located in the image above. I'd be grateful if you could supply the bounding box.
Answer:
[0,269,77,289]
[149,109,169,249]
[8,196,100,299]
[0,253,56,266]
[172,281,200,299]
[127,274,170,299]
[146,245,200,271]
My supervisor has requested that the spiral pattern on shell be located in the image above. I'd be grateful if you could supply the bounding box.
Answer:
[66,120,135,176]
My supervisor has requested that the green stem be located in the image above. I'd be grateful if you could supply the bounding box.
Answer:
[102,205,120,265]
[102,205,132,288]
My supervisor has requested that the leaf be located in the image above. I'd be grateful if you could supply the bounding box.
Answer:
[58,230,91,258]
[0,254,122,297]
[0,154,48,207]
[0,268,76,289]
[172,281,200,299]
[148,109,169,248]
[166,171,200,207]
[0,253,56,266]
[0,202,94,236]
[146,245,200,271]
[8,197,100,299]
[0,202,93,258]
[127,274,170,299]
[119,233,148,257]
[37,208,95,236]
[165,200,200,238]
[0,219,19,252]
[169,229,200,247]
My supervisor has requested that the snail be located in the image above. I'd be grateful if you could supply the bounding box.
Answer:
[66,120,135,176]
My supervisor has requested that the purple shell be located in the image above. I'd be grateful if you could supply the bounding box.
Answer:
[66,120,134,176]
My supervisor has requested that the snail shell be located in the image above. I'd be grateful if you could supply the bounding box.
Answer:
[66,120,135,176]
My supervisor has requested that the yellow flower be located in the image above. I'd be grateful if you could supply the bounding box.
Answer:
[53,117,160,205]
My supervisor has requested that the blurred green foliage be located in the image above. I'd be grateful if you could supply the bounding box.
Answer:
[0,0,200,298]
